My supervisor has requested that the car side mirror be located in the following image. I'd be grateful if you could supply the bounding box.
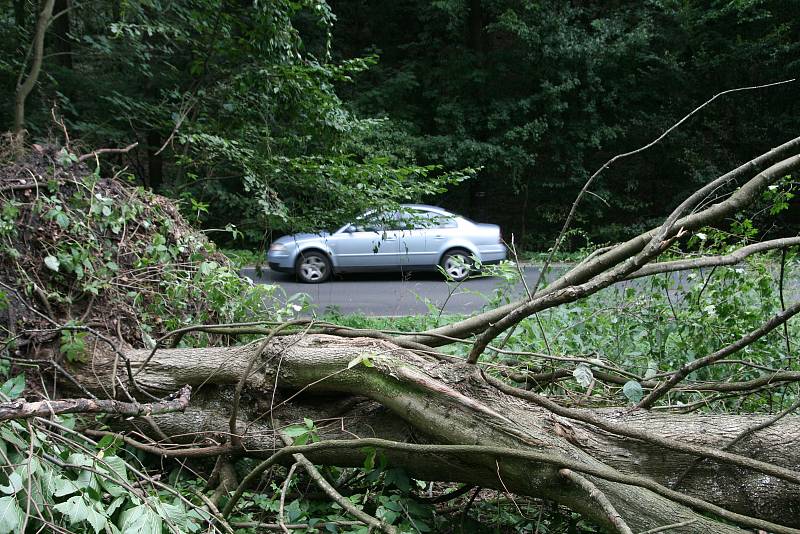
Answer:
[345,224,356,233]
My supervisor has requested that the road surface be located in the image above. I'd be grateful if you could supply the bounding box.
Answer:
[241,265,590,316]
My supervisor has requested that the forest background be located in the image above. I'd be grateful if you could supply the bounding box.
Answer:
[4,0,799,249]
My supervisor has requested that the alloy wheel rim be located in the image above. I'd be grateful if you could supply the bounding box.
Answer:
[301,256,327,281]
[444,255,469,279]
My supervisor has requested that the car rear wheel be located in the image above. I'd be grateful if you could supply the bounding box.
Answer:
[296,251,332,283]
[440,249,473,282]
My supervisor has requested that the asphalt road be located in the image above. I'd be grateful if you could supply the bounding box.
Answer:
[241,263,798,316]
[241,265,588,316]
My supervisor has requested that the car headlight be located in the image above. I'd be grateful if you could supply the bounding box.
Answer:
[269,243,287,253]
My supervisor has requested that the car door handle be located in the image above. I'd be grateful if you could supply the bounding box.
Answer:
[433,235,445,240]
[383,236,397,241]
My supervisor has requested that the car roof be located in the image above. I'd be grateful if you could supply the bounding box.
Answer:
[400,204,453,215]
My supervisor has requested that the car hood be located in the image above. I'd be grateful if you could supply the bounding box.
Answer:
[273,232,329,245]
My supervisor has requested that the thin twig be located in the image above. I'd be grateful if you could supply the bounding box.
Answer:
[77,142,138,162]
[278,432,397,534]
[278,463,299,534]
[636,519,697,534]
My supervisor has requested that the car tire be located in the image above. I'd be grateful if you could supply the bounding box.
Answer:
[440,249,474,282]
[296,251,332,283]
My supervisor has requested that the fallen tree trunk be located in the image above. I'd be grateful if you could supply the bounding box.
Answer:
[69,334,800,533]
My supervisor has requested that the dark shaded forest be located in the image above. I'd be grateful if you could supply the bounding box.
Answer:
[330,0,800,247]
[2,0,799,248]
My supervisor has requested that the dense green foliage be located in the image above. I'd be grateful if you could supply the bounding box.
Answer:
[3,0,798,248]
[1,0,468,243]
[332,0,800,247]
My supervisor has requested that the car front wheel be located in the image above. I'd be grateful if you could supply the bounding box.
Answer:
[296,251,332,283]
[440,249,473,282]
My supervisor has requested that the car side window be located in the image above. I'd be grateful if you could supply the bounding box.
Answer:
[353,217,379,232]
[432,215,457,229]
[416,212,456,229]
[353,212,394,232]
[390,210,457,230]
[355,210,458,231]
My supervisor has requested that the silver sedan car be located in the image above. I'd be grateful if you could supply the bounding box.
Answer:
[267,204,506,283]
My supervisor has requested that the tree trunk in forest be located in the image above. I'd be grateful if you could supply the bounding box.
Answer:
[13,0,55,136]
[68,334,800,533]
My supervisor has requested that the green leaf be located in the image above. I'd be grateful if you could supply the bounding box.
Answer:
[101,455,129,483]
[96,434,117,450]
[38,466,60,498]
[347,354,374,369]
[54,477,81,497]
[156,500,201,532]
[54,495,90,525]
[84,501,109,533]
[384,468,411,492]
[118,503,161,534]
[0,375,25,399]
[362,447,376,470]
[0,472,23,495]
[283,425,309,439]
[44,255,60,271]
[644,361,658,380]
[106,495,126,517]
[572,363,593,388]
[623,381,644,404]
[55,212,70,228]
[285,500,302,523]
[0,496,23,534]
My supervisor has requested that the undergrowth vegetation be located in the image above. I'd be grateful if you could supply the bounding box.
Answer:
[327,253,799,413]
[0,145,797,533]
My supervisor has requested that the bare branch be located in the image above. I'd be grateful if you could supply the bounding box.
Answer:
[402,140,800,347]
[527,79,796,309]
[626,237,800,279]
[84,429,234,458]
[0,385,191,421]
[13,0,55,135]
[226,437,800,534]
[77,142,139,162]
[278,462,299,534]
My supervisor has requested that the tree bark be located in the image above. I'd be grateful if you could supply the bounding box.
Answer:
[68,334,800,533]
[14,0,55,136]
